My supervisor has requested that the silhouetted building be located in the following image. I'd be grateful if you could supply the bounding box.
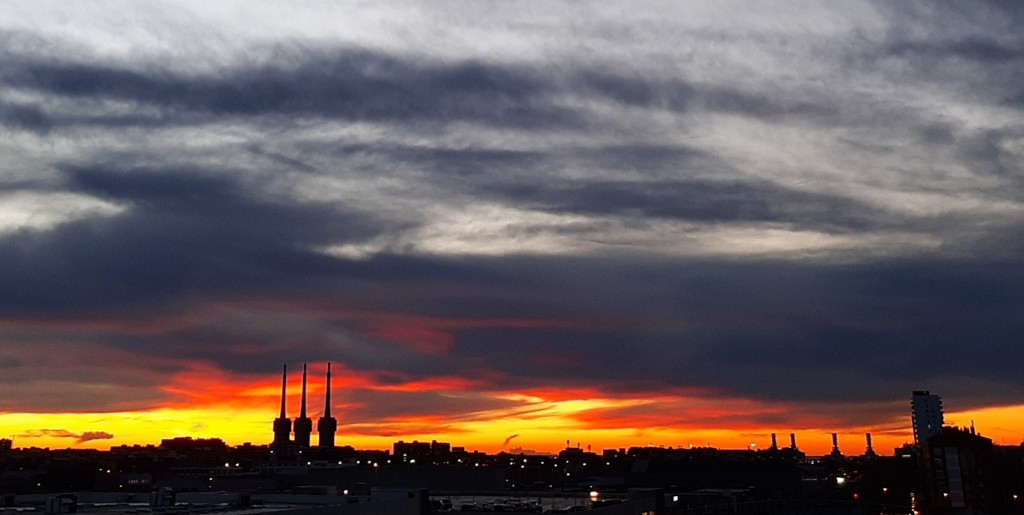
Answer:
[894,442,918,459]
[757,433,805,463]
[924,426,995,513]
[318,362,337,448]
[394,441,432,463]
[272,365,292,448]
[159,437,227,452]
[293,364,313,448]
[427,441,454,465]
[912,390,944,446]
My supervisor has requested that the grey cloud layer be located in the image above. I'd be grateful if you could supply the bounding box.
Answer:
[1,0,1022,429]
[0,48,851,132]
[0,166,386,312]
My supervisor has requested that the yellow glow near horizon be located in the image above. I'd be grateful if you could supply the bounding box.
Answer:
[0,409,269,450]
[946,405,1024,446]
[1,401,1020,455]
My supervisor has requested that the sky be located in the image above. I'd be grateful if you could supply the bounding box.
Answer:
[1,1,1023,455]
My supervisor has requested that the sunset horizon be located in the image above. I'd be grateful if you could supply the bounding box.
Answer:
[4,373,1023,455]
[2,1,1023,488]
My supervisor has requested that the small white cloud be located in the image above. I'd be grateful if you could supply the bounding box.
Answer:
[0,192,124,235]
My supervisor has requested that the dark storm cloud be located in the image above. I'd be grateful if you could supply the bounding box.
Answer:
[0,0,1021,434]
[246,144,318,173]
[0,50,582,129]
[0,178,56,192]
[303,140,896,233]
[886,37,1024,63]
[34,248,1016,420]
[317,143,548,179]
[308,254,1024,409]
[0,322,189,411]
[870,13,1024,110]
[577,72,695,110]
[698,88,839,120]
[307,143,709,188]
[576,71,841,120]
[106,311,426,378]
[1010,91,1024,108]
[475,179,894,231]
[0,165,388,312]
[0,47,849,133]
[881,36,1024,105]
[956,129,1023,179]
[0,100,51,133]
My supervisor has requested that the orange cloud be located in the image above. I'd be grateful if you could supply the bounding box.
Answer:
[2,297,1020,457]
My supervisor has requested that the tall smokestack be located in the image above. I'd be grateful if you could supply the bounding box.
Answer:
[830,432,843,458]
[280,364,287,418]
[300,364,308,418]
[293,363,313,447]
[318,362,338,448]
[790,433,797,450]
[324,362,332,418]
[864,432,876,457]
[770,433,778,451]
[272,365,292,447]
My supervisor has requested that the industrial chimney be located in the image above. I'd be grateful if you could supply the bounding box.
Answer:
[830,432,843,458]
[272,365,292,447]
[318,362,338,448]
[293,364,314,447]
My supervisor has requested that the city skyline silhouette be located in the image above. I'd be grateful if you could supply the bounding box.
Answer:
[3,376,1020,458]
[1,1,1023,471]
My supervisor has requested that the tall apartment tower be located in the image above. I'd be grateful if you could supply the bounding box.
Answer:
[293,364,314,447]
[318,362,338,448]
[272,365,292,447]
[912,390,944,446]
